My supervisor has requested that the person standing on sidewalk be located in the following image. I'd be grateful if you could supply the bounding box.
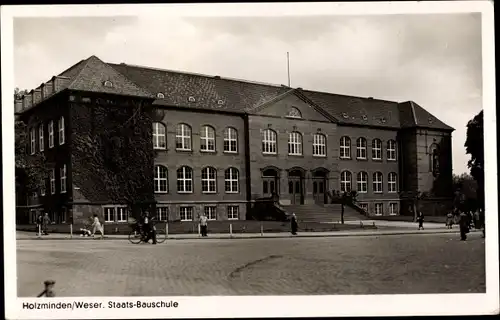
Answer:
[459,211,469,241]
[91,214,104,239]
[416,211,424,230]
[199,214,208,237]
[42,212,51,235]
[36,213,43,235]
[291,213,298,235]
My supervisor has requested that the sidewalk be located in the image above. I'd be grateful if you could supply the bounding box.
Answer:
[16,227,471,241]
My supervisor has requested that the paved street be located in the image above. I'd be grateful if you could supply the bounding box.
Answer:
[17,233,485,297]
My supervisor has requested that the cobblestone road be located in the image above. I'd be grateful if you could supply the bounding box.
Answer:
[16,233,485,297]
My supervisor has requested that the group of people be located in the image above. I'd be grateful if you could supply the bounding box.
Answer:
[35,212,51,236]
[445,208,485,241]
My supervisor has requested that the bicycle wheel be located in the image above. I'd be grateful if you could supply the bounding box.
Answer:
[155,229,167,244]
[128,230,143,244]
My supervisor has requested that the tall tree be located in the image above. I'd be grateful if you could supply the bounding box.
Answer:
[464,110,484,210]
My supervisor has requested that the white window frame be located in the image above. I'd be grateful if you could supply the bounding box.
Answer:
[223,127,238,153]
[30,127,36,155]
[356,138,367,159]
[39,124,44,152]
[154,165,168,193]
[373,172,383,193]
[50,169,56,195]
[60,164,67,193]
[227,206,239,220]
[357,171,368,193]
[177,166,193,193]
[201,167,217,193]
[104,207,115,223]
[156,206,169,221]
[389,203,398,215]
[372,139,382,160]
[387,140,397,160]
[225,167,239,193]
[180,206,194,221]
[262,129,277,154]
[48,121,54,148]
[40,178,46,196]
[58,116,65,145]
[200,125,216,152]
[375,203,383,216]
[175,124,192,151]
[204,206,217,220]
[313,134,326,157]
[116,207,128,222]
[103,205,128,223]
[388,172,397,193]
[288,131,303,155]
[340,171,352,193]
[340,136,351,159]
[152,122,166,150]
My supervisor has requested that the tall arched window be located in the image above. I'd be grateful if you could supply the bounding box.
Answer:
[356,137,367,159]
[175,124,192,151]
[388,172,397,193]
[224,127,238,153]
[152,122,166,149]
[201,167,217,193]
[200,125,216,152]
[357,171,368,193]
[387,139,396,160]
[288,131,303,155]
[372,139,382,160]
[154,165,168,193]
[313,133,326,156]
[373,172,383,193]
[429,144,440,177]
[340,136,351,159]
[176,166,193,193]
[225,167,239,193]
[340,171,352,192]
[262,129,277,154]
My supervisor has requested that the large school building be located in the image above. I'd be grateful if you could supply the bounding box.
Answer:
[15,55,454,225]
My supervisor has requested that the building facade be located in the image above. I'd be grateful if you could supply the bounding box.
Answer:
[15,55,454,225]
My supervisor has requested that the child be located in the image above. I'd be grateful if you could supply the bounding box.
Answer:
[446,212,454,229]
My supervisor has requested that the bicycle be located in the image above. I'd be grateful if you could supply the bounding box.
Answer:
[128,224,167,244]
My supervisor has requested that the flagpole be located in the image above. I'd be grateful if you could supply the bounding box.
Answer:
[287,52,291,87]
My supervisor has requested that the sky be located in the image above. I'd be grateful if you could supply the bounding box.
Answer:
[13,13,483,175]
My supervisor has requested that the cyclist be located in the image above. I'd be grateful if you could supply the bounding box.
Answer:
[140,211,157,245]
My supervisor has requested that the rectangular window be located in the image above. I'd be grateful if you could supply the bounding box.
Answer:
[60,165,67,193]
[30,128,36,155]
[156,207,169,221]
[180,207,194,221]
[227,206,239,220]
[116,207,128,222]
[313,134,326,157]
[389,203,398,215]
[58,116,65,145]
[204,206,217,220]
[39,124,44,152]
[40,178,46,196]
[375,203,383,216]
[48,121,54,148]
[104,207,115,223]
[50,169,56,194]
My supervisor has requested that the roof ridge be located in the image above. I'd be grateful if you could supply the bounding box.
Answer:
[108,62,284,88]
[303,88,399,104]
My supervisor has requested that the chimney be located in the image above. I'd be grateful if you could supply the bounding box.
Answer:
[15,99,23,114]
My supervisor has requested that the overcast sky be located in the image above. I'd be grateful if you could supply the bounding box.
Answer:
[13,13,482,175]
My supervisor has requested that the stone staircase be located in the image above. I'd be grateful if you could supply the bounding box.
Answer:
[283,203,367,223]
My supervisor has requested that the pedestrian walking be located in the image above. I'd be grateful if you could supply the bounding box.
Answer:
[36,213,43,235]
[91,214,104,239]
[446,211,454,229]
[416,211,424,230]
[291,213,298,235]
[42,212,51,235]
[459,211,469,241]
[199,214,208,237]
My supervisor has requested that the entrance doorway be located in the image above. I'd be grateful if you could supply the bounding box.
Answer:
[312,169,328,204]
[262,168,279,198]
[288,169,304,205]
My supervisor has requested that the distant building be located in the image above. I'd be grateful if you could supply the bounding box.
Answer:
[15,55,454,225]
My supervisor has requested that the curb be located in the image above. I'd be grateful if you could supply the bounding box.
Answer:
[16,229,464,241]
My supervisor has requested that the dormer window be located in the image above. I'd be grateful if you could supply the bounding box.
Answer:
[381,117,386,123]
[342,113,349,119]
[188,96,196,102]
[217,100,224,105]
[157,93,165,99]
[428,117,433,123]
[103,80,113,88]
[362,115,368,121]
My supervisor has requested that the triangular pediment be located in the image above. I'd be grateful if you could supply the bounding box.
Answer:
[248,89,337,123]
[68,56,154,98]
